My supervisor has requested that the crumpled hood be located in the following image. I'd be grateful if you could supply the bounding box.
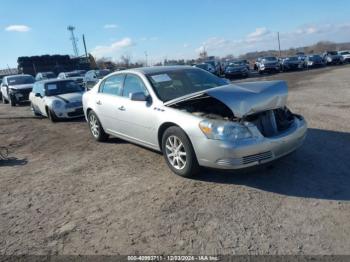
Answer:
[9,84,33,90]
[165,80,288,118]
[47,92,83,103]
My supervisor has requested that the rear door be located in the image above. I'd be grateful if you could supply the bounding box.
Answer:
[93,74,126,134]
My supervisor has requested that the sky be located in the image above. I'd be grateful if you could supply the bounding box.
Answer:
[1,0,350,68]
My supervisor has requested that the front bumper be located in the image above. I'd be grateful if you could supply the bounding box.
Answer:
[10,88,32,102]
[52,107,84,119]
[225,71,248,78]
[195,116,307,169]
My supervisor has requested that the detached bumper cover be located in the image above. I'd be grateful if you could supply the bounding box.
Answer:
[194,116,307,169]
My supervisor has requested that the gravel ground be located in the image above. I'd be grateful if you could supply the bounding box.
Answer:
[0,65,349,255]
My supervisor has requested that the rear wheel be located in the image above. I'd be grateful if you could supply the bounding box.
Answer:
[162,126,199,177]
[88,111,108,142]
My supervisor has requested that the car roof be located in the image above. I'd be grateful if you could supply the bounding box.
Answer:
[36,79,74,84]
[130,66,194,75]
[6,74,32,78]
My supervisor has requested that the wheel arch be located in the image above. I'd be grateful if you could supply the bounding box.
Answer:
[157,122,181,152]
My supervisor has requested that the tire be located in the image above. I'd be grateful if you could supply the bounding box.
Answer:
[88,111,108,142]
[9,96,16,107]
[161,126,199,177]
[47,108,58,122]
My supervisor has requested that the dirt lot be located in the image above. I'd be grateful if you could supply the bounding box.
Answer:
[0,66,350,255]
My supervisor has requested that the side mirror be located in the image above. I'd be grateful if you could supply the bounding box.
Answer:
[35,93,42,98]
[130,92,147,101]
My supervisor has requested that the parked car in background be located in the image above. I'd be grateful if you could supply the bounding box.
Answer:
[82,66,307,177]
[29,79,85,122]
[194,63,216,74]
[73,70,87,76]
[256,57,280,74]
[0,74,35,106]
[338,50,350,63]
[224,60,249,79]
[296,52,306,61]
[322,51,342,65]
[57,71,84,86]
[204,60,221,75]
[35,72,56,81]
[254,57,262,71]
[304,55,324,69]
[280,56,304,71]
[84,69,110,90]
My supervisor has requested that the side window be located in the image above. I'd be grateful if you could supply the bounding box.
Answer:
[99,74,124,96]
[32,83,39,93]
[39,84,45,96]
[122,74,149,98]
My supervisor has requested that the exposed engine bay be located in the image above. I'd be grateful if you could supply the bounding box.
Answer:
[170,95,295,138]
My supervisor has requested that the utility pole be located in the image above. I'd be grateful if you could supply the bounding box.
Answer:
[82,34,88,59]
[144,51,148,66]
[278,32,281,57]
[67,25,79,57]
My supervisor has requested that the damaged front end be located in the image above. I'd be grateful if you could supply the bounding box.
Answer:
[165,80,307,169]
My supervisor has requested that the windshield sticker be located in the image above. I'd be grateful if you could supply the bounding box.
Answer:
[9,80,16,83]
[151,74,172,83]
[47,84,57,90]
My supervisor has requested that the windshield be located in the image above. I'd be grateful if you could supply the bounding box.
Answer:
[328,51,338,55]
[45,81,83,96]
[147,68,227,102]
[309,55,322,61]
[229,61,245,66]
[286,57,298,61]
[66,72,81,77]
[340,51,350,55]
[96,69,110,78]
[7,75,35,85]
[195,64,209,70]
[42,72,56,79]
[263,57,277,62]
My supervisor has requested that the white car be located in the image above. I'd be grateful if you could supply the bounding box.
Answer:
[338,50,350,63]
[1,74,35,106]
[29,79,85,122]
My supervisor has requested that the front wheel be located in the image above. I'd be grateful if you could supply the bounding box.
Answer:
[47,108,58,122]
[162,126,199,177]
[88,111,108,142]
[10,96,16,107]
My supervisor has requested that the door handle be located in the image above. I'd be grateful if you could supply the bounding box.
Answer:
[96,100,102,105]
[118,106,125,111]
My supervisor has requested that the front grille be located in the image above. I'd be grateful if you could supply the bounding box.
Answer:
[67,108,84,117]
[17,88,32,100]
[242,151,273,165]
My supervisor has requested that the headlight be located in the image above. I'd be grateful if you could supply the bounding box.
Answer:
[199,120,252,141]
[52,100,63,109]
[9,88,17,93]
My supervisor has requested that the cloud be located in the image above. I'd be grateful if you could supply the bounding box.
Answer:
[247,27,270,38]
[194,22,350,58]
[5,25,31,32]
[103,24,118,29]
[91,37,134,58]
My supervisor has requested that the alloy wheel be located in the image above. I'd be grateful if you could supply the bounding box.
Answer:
[89,114,100,138]
[165,135,187,170]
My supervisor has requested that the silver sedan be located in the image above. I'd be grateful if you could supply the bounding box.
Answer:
[82,66,307,177]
